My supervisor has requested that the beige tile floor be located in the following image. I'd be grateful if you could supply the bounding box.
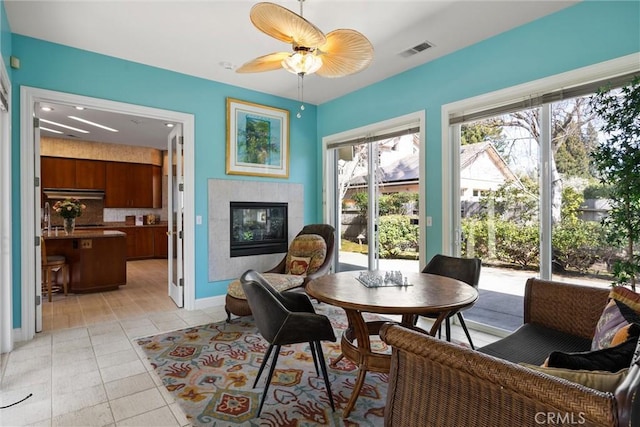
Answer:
[1,259,502,426]
[1,259,228,427]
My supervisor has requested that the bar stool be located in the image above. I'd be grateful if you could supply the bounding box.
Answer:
[41,236,68,302]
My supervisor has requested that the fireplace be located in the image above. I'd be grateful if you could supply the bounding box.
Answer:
[230,202,288,257]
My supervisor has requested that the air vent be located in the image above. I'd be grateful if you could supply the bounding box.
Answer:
[399,41,433,58]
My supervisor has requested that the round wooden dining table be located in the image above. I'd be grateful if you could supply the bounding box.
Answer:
[306,270,478,418]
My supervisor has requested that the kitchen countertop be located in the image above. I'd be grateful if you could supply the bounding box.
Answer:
[74,222,168,229]
[102,222,168,228]
[43,230,126,239]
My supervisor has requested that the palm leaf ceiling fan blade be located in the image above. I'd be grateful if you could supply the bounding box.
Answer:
[250,2,326,47]
[236,52,291,73]
[316,29,374,78]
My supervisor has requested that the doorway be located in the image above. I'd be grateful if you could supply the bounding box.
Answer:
[19,87,195,341]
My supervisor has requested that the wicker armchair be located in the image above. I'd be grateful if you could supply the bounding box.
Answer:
[380,278,640,427]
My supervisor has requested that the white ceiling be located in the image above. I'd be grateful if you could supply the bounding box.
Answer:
[5,0,579,148]
[37,102,176,148]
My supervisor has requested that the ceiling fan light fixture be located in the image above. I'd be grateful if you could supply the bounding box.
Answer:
[282,50,322,76]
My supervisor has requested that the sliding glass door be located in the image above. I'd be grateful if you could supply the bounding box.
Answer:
[334,139,380,271]
[452,92,618,332]
[329,128,421,272]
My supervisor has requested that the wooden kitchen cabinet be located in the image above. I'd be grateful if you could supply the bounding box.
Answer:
[153,226,169,258]
[105,162,131,207]
[41,157,76,188]
[75,159,105,189]
[41,157,105,190]
[111,226,155,260]
[152,165,162,209]
[105,162,161,208]
[134,227,155,259]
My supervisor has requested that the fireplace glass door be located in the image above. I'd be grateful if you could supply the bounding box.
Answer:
[230,202,288,257]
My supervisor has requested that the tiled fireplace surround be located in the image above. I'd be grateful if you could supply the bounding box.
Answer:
[208,179,304,281]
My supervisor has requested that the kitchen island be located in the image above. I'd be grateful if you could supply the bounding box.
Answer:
[44,230,127,293]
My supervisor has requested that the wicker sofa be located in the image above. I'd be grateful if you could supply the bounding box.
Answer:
[380,278,640,427]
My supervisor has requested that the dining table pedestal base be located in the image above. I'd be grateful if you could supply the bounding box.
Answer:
[335,310,447,418]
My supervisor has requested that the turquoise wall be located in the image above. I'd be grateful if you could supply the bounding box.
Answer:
[9,35,319,327]
[317,0,640,262]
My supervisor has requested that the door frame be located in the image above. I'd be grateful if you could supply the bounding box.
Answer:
[0,57,13,353]
[167,124,184,308]
[19,86,196,341]
[322,111,426,272]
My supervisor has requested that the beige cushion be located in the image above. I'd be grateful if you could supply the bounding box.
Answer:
[285,234,326,275]
[227,273,304,300]
[521,363,629,393]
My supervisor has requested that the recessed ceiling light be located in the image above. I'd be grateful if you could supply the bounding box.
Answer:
[75,106,85,110]
[39,118,89,133]
[165,123,175,128]
[68,115,118,132]
[40,126,63,134]
[40,106,53,112]
[219,61,235,70]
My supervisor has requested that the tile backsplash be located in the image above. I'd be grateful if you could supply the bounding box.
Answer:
[103,208,163,223]
[45,198,105,227]
[44,198,164,227]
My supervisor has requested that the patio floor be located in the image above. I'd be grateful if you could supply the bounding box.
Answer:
[338,251,610,333]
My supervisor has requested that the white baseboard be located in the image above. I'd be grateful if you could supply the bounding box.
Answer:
[194,295,226,311]
[12,327,25,343]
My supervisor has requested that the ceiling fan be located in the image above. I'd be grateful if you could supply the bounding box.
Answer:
[237,1,374,80]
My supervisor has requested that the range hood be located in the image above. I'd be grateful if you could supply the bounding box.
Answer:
[43,188,105,200]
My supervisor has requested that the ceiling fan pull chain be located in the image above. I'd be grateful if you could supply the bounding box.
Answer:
[297,74,305,119]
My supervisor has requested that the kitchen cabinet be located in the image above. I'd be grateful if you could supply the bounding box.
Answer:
[41,157,105,190]
[106,225,170,260]
[153,226,169,258]
[105,162,161,208]
[75,159,106,189]
[110,227,153,260]
[152,165,162,208]
[41,157,76,189]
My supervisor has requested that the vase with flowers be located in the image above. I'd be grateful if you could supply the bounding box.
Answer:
[52,198,86,235]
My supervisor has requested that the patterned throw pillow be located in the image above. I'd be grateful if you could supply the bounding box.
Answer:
[288,256,311,275]
[284,234,327,275]
[591,286,640,350]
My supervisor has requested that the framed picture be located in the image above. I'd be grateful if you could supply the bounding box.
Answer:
[226,98,290,178]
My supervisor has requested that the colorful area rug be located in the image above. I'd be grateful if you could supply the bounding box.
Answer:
[136,304,389,426]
